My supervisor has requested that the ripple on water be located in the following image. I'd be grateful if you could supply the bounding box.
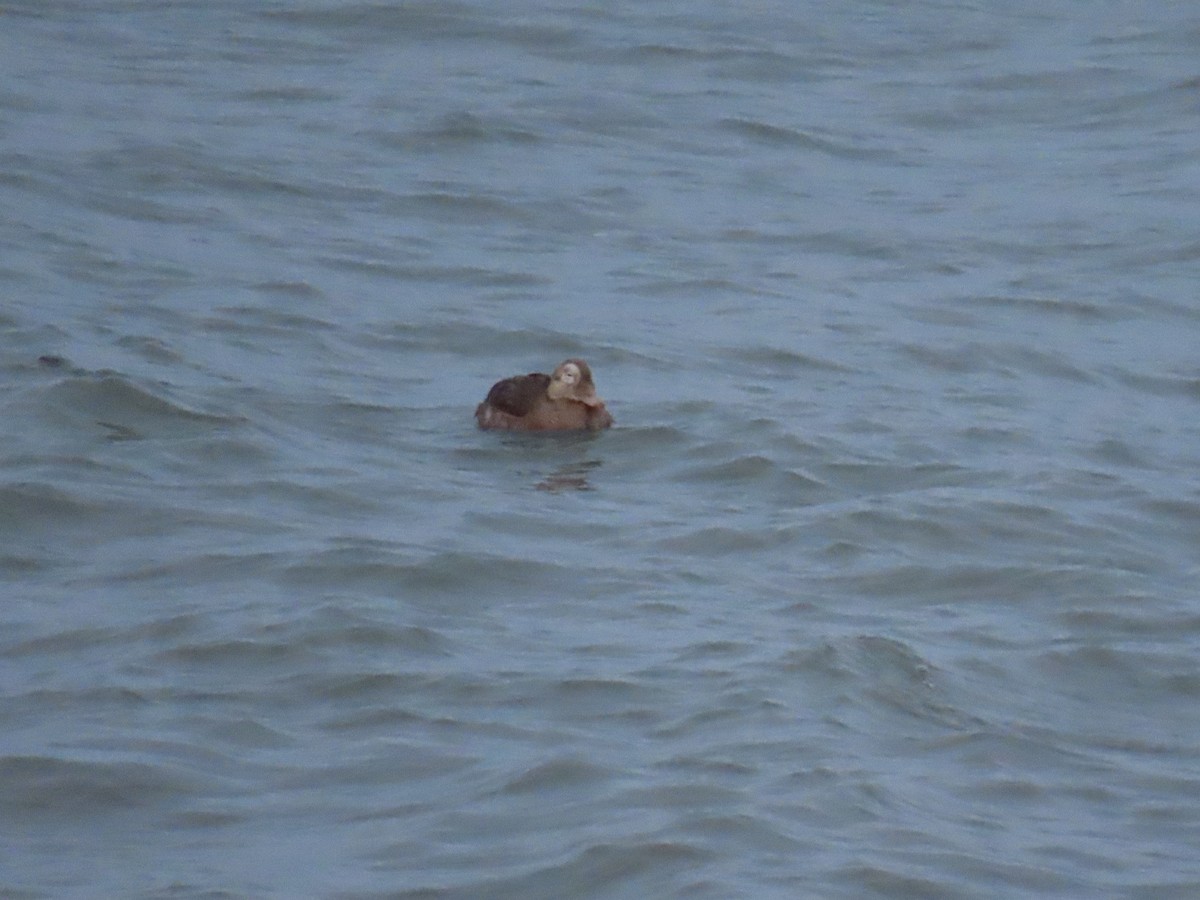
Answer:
[279,549,606,605]
[0,755,205,818]
[499,757,614,795]
[17,372,243,445]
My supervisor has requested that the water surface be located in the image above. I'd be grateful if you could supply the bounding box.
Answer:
[2,1,1199,897]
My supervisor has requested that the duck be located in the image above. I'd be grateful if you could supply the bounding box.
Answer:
[475,358,614,431]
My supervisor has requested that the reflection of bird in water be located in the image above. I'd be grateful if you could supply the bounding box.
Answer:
[536,459,603,493]
[475,359,613,432]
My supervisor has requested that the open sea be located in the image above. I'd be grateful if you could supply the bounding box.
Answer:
[2,1,1199,897]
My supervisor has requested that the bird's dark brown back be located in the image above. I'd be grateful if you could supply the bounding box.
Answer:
[483,373,550,417]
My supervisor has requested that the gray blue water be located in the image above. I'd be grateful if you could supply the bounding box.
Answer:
[3,2,1200,897]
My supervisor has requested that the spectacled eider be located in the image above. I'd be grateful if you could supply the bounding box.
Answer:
[475,359,613,431]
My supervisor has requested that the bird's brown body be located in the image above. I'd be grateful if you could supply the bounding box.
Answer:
[475,359,613,432]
